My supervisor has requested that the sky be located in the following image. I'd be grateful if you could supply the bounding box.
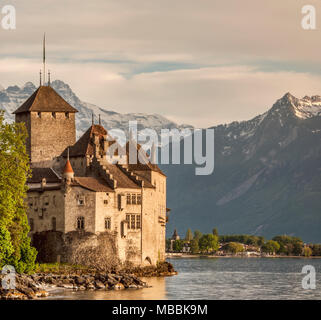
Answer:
[1,0,321,127]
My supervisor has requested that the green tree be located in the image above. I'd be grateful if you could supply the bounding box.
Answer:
[193,230,202,241]
[173,240,183,252]
[190,238,199,254]
[0,112,37,273]
[199,234,219,253]
[224,242,244,254]
[303,247,312,258]
[262,240,280,255]
[212,228,218,237]
[166,239,171,251]
[185,228,193,241]
[272,235,303,255]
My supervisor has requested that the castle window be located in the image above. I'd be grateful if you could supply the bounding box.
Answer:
[52,217,56,231]
[77,216,85,230]
[131,194,137,205]
[77,198,84,206]
[52,112,56,118]
[105,217,111,230]
[137,194,142,205]
[130,214,136,229]
[136,215,141,229]
[37,112,41,118]
[65,112,69,119]
[126,194,131,205]
[43,196,49,206]
[103,199,108,205]
[29,218,34,232]
[126,214,130,227]
[39,208,45,219]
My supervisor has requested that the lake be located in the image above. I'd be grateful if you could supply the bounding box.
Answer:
[46,257,321,300]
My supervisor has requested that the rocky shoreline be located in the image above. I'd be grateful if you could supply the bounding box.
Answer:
[0,262,177,300]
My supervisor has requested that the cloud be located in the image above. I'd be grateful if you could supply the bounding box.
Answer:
[1,0,321,127]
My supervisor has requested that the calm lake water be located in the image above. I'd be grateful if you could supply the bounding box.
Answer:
[46,257,321,300]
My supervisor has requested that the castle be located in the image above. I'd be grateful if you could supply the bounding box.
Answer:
[13,85,167,267]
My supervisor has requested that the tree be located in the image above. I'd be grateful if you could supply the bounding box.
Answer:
[303,247,312,258]
[272,235,303,255]
[262,240,280,255]
[190,239,199,254]
[193,230,202,241]
[212,228,218,237]
[173,240,183,252]
[185,228,193,241]
[0,111,37,273]
[224,242,244,254]
[199,234,219,253]
[166,239,171,251]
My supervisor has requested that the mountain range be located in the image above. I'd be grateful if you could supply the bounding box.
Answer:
[0,80,193,141]
[1,81,321,242]
[160,93,321,242]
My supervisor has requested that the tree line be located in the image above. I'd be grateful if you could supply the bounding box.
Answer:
[167,228,321,257]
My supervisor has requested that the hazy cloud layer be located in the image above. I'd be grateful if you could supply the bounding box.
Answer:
[1,0,321,127]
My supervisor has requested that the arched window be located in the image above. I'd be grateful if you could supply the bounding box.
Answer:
[105,217,111,230]
[77,216,85,230]
[52,217,56,231]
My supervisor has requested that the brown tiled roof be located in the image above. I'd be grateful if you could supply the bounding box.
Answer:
[63,125,109,157]
[28,168,61,183]
[13,86,78,114]
[126,141,166,176]
[74,177,113,192]
[103,164,141,189]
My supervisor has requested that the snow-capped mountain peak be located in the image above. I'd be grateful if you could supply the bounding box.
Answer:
[0,80,193,142]
[275,92,321,119]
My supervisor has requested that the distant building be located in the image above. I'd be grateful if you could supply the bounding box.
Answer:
[13,85,167,267]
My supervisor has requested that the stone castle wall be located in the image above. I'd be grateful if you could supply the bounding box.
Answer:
[16,111,76,165]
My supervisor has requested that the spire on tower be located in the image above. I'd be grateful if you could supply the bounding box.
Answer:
[43,33,46,85]
[92,113,94,125]
[48,70,51,86]
[39,70,42,86]
[99,114,101,125]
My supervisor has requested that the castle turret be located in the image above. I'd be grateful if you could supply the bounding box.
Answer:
[63,149,74,181]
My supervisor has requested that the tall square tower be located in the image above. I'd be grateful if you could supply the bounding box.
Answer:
[13,85,78,166]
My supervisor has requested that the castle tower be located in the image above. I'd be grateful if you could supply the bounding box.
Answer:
[13,86,78,166]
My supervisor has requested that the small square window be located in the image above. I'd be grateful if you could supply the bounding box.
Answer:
[78,199,84,206]
[37,112,41,118]
[131,194,136,205]
[137,194,142,205]
[65,112,69,118]
[127,194,131,205]
[103,199,108,205]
